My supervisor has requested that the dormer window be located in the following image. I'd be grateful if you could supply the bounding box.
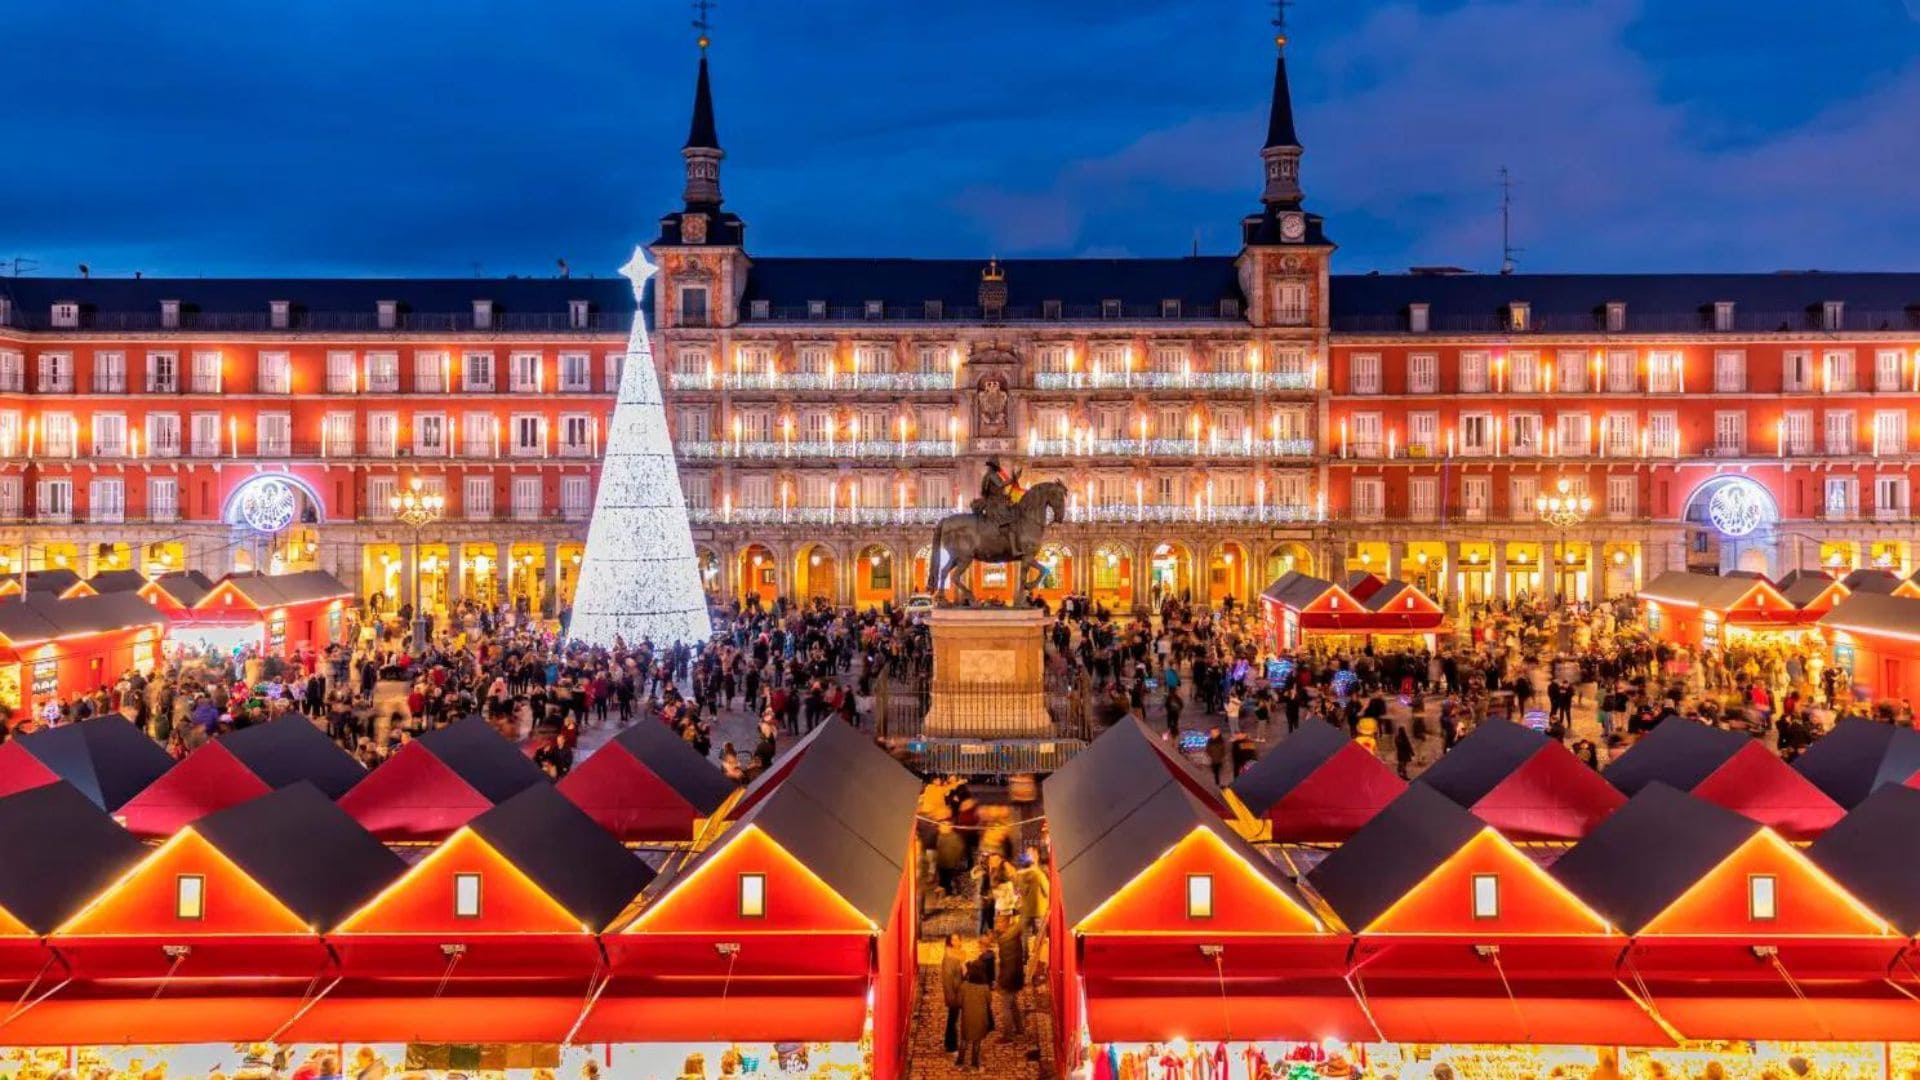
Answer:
[807,300,827,319]
[924,300,944,320]
[271,299,292,330]
[1043,299,1063,320]
[1823,301,1845,331]
[1714,301,1736,332]
[1101,299,1122,320]
[472,299,494,331]
[1161,299,1182,319]
[568,299,590,330]
[1508,302,1531,332]
[749,299,771,320]
[1219,298,1241,319]
[1748,874,1777,920]
[51,302,79,329]
[454,872,483,918]
[160,300,181,330]
[1408,303,1430,333]
[864,300,884,320]
[1605,302,1626,334]
[739,873,767,918]
[176,874,206,920]
[375,300,397,331]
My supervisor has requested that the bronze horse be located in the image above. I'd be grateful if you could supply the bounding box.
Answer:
[926,479,1068,606]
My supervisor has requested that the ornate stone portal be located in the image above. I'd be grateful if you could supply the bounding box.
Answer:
[923,607,1051,737]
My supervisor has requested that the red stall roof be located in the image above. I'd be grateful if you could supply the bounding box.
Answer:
[1808,784,1920,935]
[338,716,548,842]
[1227,719,1405,841]
[557,717,736,841]
[1604,717,1843,837]
[1794,717,1920,808]
[630,718,921,935]
[0,716,176,811]
[1416,719,1624,840]
[0,782,146,935]
[118,714,368,838]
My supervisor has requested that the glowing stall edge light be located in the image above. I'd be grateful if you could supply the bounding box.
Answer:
[1358,827,1617,937]
[333,828,594,936]
[54,827,313,938]
[1071,824,1324,936]
[1637,829,1893,938]
[621,823,878,935]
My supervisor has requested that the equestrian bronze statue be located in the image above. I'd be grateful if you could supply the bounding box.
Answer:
[925,474,1068,606]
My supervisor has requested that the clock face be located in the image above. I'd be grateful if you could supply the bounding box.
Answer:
[1281,213,1306,241]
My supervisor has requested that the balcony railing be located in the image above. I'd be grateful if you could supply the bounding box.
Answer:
[1032,371,1315,392]
[667,372,961,392]
[678,440,960,460]
[6,310,632,334]
[1027,437,1314,458]
[690,506,952,526]
[1333,308,1920,335]
[745,303,1242,324]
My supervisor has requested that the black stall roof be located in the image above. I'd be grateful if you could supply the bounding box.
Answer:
[84,569,149,595]
[12,716,176,811]
[732,714,875,814]
[1841,568,1905,596]
[147,570,216,607]
[1777,569,1841,608]
[470,784,656,930]
[193,783,404,930]
[1807,784,1920,935]
[215,569,353,607]
[1793,718,1920,808]
[0,591,171,648]
[1228,718,1353,818]
[219,713,368,800]
[1261,570,1340,610]
[20,568,82,595]
[0,781,148,933]
[1306,784,1485,932]
[1549,783,1760,933]
[1415,719,1549,807]
[1600,717,1748,796]
[1045,716,1226,871]
[1819,592,1920,639]
[674,717,921,927]
[608,716,735,814]
[415,716,549,803]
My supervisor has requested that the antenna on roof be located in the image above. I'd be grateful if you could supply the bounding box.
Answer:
[692,0,715,50]
[1271,0,1292,46]
[4,257,37,277]
[1191,229,1201,257]
[1498,165,1522,276]
[78,264,90,279]
[470,261,483,278]
[557,258,571,279]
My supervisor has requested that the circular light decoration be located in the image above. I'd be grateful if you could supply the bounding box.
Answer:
[234,477,297,534]
[1706,478,1770,538]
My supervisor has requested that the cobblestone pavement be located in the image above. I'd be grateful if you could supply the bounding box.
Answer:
[906,877,1052,1078]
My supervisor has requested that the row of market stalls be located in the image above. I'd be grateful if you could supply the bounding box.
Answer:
[1260,570,1449,653]
[1224,710,1920,844]
[0,568,354,723]
[0,711,744,844]
[0,718,921,1079]
[1048,718,1920,1080]
[1639,567,1920,707]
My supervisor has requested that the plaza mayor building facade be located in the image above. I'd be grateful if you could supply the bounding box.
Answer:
[3,38,1920,617]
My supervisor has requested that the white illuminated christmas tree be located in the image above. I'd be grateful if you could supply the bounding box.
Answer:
[568,246,713,648]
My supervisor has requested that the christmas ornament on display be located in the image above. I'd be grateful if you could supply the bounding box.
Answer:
[568,246,713,648]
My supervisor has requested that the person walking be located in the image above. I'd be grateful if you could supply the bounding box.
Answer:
[940,933,965,1055]
[957,954,993,1070]
[994,914,1027,1039]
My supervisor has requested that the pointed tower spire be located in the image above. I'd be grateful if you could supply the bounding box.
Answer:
[681,2,724,208]
[1261,1,1304,208]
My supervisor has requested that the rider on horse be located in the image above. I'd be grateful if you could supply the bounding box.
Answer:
[974,458,1024,555]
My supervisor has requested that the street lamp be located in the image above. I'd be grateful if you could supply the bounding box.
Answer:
[1534,477,1592,602]
[389,478,445,653]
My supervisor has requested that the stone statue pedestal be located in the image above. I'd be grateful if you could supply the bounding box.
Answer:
[924,607,1051,737]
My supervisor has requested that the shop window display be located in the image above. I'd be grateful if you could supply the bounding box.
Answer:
[1083,1039,1893,1080]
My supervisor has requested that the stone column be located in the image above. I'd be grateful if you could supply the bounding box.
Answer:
[1444,539,1461,609]
[1386,540,1403,584]
[1586,535,1602,602]
[399,541,416,614]
[1492,541,1508,602]
[544,541,560,616]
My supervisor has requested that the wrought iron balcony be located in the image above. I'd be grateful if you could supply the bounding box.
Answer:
[1025,437,1314,458]
[678,440,959,460]
[1032,370,1315,392]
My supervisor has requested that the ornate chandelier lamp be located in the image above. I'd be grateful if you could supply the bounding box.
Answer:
[1535,477,1592,528]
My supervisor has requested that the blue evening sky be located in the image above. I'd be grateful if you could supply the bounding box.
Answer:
[4,0,1918,278]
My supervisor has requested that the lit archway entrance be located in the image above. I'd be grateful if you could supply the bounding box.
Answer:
[362,543,404,616]
[912,546,932,599]
[1405,541,1447,599]
[86,541,133,576]
[738,544,777,608]
[509,543,548,617]
[417,543,452,616]
[1148,542,1192,607]
[1505,542,1542,601]
[1208,542,1248,608]
[1348,541,1389,580]
[1682,474,1780,576]
[1034,543,1074,609]
[795,544,840,605]
[1457,542,1493,605]
[854,545,895,609]
[461,543,500,608]
[556,543,585,610]
[695,547,721,602]
[970,561,1015,606]
[1602,543,1638,599]
[143,541,187,580]
[1092,543,1134,612]
[1265,542,1313,584]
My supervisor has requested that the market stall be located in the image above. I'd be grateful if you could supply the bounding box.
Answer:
[115,712,369,838]
[1226,718,1405,842]
[1261,571,1448,653]
[1414,719,1624,840]
[1639,570,1811,648]
[1604,717,1844,838]
[557,715,737,841]
[0,592,172,723]
[1793,717,1920,808]
[1779,569,1853,617]
[0,782,147,979]
[1819,592,1920,708]
[1809,784,1920,940]
[1553,783,1910,1041]
[604,717,922,1079]
[139,569,216,616]
[176,570,353,662]
[0,715,174,811]
[0,568,88,601]
[336,716,548,842]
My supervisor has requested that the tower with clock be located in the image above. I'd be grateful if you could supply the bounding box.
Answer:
[1237,11,1334,340]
